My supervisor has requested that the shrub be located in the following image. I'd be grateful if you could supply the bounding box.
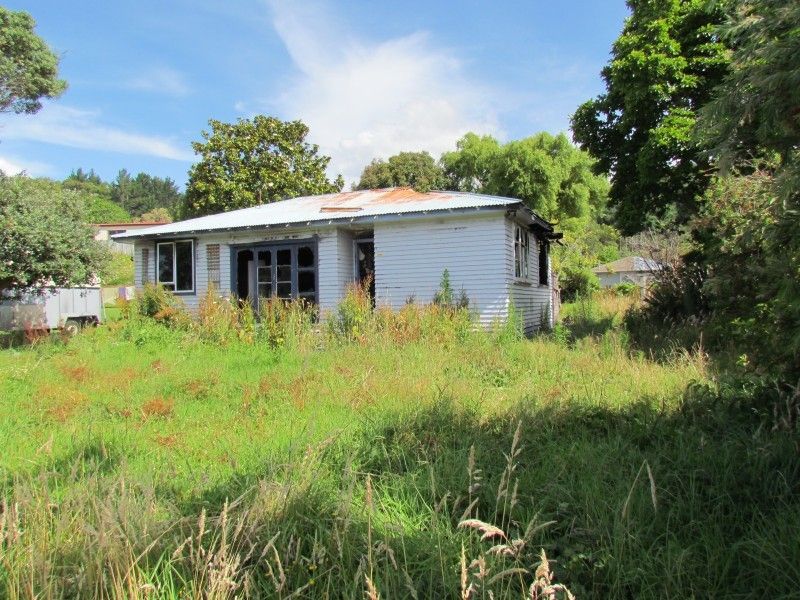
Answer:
[257,297,316,349]
[613,282,639,297]
[327,279,373,342]
[136,283,189,328]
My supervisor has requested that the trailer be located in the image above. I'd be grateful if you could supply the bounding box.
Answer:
[0,287,103,335]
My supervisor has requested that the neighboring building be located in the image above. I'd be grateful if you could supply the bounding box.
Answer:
[93,222,169,256]
[113,188,561,333]
[592,256,662,289]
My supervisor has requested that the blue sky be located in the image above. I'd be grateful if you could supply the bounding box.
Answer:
[0,0,629,189]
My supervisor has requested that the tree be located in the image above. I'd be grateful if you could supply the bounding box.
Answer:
[139,207,172,223]
[571,0,730,234]
[689,0,800,382]
[0,175,107,295]
[182,116,343,218]
[63,168,131,222]
[111,169,182,217]
[696,0,800,192]
[442,131,609,222]
[0,7,66,114]
[355,151,445,192]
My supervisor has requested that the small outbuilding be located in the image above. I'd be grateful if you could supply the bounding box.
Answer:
[113,187,561,333]
[592,256,662,289]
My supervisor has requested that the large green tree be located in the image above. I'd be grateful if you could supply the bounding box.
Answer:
[63,168,131,222]
[182,116,343,218]
[111,169,183,217]
[689,0,800,381]
[0,176,107,295]
[697,0,800,191]
[355,151,445,192]
[442,131,609,222]
[0,7,66,115]
[571,0,729,234]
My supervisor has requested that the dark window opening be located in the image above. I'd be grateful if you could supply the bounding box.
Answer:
[355,240,375,301]
[539,241,549,286]
[237,249,253,300]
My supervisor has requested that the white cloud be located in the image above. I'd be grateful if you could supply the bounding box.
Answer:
[266,0,502,186]
[0,155,53,176]
[0,105,193,161]
[124,66,191,97]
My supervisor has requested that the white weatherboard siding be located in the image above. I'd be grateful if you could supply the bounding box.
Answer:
[504,219,552,334]
[374,214,510,326]
[317,228,356,313]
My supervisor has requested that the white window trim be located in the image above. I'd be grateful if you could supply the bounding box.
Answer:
[157,239,195,294]
[513,224,530,282]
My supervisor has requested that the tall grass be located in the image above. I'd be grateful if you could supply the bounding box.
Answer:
[0,288,798,598]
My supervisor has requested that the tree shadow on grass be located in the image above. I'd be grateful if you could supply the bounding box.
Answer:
[176,386,800,598]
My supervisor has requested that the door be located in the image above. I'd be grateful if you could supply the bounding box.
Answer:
[355,240,375,301]
[237,243,318,311]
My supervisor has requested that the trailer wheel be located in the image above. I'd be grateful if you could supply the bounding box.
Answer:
[63,319,82,337]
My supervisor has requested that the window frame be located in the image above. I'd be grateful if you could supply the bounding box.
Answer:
[513,224,530,281]
[156,239,195,294]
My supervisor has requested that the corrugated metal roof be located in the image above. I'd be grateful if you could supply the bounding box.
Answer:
[113,187,536,239]
[592,256,663,274]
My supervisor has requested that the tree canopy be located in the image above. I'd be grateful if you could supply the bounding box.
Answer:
[183,116,343,218]
[571,0,730,234]
[355,151,445,192]
[0,175,107,295]
[111,169,182,217]
[442,131,609,223]
[0,7,66,115]
[696,0,800,192]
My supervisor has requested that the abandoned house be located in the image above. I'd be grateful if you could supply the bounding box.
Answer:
[114,187,562,333]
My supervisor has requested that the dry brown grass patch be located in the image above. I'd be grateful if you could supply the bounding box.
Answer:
[59,363,92,383]
[141,396,175,419]
[155,433,180,448]
[45,390,88,422]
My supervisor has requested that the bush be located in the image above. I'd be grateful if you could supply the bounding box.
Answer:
[136,283,187,327]
[558,264,600,302]
[613,282,638,297]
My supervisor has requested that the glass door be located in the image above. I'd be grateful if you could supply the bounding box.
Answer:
[256,249,273,303]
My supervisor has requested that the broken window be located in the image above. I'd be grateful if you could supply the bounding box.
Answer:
[538,240,549,286]
[157,240,194,293]
[514,225,529,279]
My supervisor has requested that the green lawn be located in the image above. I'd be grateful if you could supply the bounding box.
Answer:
[1,298,798,599]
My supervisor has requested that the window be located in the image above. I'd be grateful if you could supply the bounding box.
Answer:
[141,248,150,284]
[514,225,529,279]
[157,240,194,293]
[206,244,221,289]
[538,240,549,286]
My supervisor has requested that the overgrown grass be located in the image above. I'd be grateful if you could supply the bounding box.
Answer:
[0,290,798,598]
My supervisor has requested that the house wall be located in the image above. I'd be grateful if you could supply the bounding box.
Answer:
[133,226,355,313]
[373,213,510,327]
[504,219,553,335]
